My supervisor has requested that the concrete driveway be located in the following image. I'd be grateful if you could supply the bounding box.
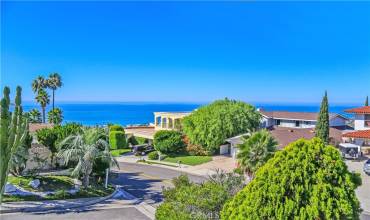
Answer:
[186,155,237,176]
[346,158,370,214]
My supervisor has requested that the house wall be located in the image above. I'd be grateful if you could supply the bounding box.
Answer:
[354,114,367,130]
[260,116,274,128]
[329,116,346,127]
[230,143,239,159]
[278,119,315,129]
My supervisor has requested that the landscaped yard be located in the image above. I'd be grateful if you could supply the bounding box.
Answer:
[110,148,131,157]
[3,175,114,202]
[8,175,74,192]
[163,154,212,166]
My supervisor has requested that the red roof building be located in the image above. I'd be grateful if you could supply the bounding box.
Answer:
[345,106,370,114]
[343,130,370,139]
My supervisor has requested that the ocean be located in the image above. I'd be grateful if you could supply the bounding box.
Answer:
[22,102,357,126]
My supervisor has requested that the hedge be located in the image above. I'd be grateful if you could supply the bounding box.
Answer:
[153,130,185,155]
[148,151,159,160]
[109,131,127,150]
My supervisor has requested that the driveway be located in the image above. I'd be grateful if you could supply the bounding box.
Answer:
[186,155,237,175]
[345,158,370,215]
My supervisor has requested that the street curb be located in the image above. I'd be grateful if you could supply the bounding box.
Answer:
[0,187,119,214]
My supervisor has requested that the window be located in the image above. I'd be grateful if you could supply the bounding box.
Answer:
[276,119,280,125]
[295,121,300,127]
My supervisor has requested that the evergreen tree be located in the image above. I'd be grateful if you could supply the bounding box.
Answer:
[315,91,329,144]
[365,96,368,106]
[221,139,361,220]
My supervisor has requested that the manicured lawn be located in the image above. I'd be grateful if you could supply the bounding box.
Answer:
[163,154,212,166]
[3,175,115,202]
[110,148,131,157]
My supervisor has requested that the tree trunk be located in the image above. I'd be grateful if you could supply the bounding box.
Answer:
[42,106,45,123]
[52,89,55,111]
[83,174,89,188]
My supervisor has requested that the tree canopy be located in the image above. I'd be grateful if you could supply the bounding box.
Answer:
[221,138,361,220]
[182,99,261,153]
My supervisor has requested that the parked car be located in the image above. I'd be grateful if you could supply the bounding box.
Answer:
[132,144,154,156]
[364,159,370,175]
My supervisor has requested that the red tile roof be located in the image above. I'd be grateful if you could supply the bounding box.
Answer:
[342,130,370,139]
[267,126,344,149]
[345,106,370,114]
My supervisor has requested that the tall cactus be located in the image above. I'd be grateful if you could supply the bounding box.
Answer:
[0,86,28,203]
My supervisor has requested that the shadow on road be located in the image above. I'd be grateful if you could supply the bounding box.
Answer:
[109,171,166,205]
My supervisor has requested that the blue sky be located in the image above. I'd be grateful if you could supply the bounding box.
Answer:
[1,1,370,104]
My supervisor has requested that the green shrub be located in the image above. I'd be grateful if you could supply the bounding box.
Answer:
[153,130,185,155]
[156,173,244,220]
[109,125,124,132]
[221,138,361,219]
[182,98,261,154]
[109,131,127,150]
[36,128,58,163]
[128,136,148,145]
[148,151,159,160]
[54,123,83,145]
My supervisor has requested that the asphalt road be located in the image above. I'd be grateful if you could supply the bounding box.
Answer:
[1,207,150,220]
[110,161,208,206]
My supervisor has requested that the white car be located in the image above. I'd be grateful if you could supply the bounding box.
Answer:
[364,159,370,175]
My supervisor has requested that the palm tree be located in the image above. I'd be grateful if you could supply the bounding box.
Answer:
[28,108,42,123]
[35,89,50,123]
[47,73,62,110]
[237,129,277,180]
[47,108,63,125]
[57,128,118,187]
[32,76,46,93]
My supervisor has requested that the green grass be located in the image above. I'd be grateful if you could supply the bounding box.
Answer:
[110,148,131,157]
[7,175,74,192]
[163,154,212,166]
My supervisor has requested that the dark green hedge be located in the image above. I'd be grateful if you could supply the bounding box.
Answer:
[109,131,127,150]
[153,130,185,155]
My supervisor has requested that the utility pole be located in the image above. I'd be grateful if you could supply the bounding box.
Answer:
[105,168,109,189]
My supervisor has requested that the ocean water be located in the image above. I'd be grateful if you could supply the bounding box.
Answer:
[21,102,357,126]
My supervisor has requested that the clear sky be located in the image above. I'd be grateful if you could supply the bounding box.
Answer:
[1,1,370,104]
